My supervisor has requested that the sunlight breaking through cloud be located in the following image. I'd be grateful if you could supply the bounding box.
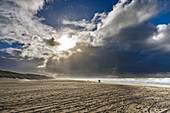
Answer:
[57,35,77,51]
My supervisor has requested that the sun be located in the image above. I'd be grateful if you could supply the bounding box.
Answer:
[57,35,77,51]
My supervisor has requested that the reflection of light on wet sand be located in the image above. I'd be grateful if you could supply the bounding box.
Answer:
[68,78,170,87]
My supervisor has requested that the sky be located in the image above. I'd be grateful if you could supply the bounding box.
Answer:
[0,0,170,77]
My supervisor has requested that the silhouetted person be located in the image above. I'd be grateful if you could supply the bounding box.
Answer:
[98,80,100,83]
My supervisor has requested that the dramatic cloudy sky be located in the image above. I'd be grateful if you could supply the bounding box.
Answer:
[0,0,170,77]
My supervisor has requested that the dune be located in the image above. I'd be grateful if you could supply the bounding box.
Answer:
[0,70,51,80]
[0,78,169,113]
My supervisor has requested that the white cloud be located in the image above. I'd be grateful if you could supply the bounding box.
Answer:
[0,48,22,56]
[149,24,170,51]
[62,0,159,46]
[10,0,51,13]
[95,0,158,40]
[0,0,69,68]
[62,19,96,31]
[0,0,56,42]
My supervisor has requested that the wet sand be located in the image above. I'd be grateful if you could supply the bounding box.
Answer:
[0,78,170,113]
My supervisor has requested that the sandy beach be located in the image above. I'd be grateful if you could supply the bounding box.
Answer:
[0,78,169,113]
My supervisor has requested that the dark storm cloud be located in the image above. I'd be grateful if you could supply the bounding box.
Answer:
[44,44,170,77]
[43,22,170,77]
[104,23,157,49]
[7,22,170,77]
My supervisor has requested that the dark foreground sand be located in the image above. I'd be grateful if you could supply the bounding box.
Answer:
[0,79,169,113]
